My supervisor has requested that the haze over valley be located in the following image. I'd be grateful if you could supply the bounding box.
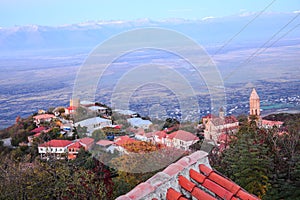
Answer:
[1,13,299,128]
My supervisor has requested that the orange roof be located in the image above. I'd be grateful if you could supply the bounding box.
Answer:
[116,151,259,200]
[155,131,167,139]
[78,137,94,146]
[67,106,77,110]
[167,130,199,142]
[114,136,135,146]
[33,114,55,120]
[96,140,114,146]
[262,119,284,126]
[33,132,42,137]
[39,139,73,148]
[68,142,83,149]
[31,126,46,133]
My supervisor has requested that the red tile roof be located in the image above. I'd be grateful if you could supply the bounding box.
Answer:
[31,126,46,133]
[68,141,83,149]
[168,130,199,142]
[33,132,42,137]
[262,119,284,126]
[116,151,259,200]
[211,116,238,126]
[67,106,77,110]
[96,140,114,147]
[155,131,167,139]
[78,137,94,146]
[39,139,73,148]
[114,136,136,146]
[33,114,55,120]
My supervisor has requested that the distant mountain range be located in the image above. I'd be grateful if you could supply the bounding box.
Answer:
[1,12,299,55]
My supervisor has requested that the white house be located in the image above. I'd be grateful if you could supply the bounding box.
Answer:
[127,118,152,129]
[153,130,199,151]
[75,117,112,136]
[88,106,108,114]
[38,140,73,159]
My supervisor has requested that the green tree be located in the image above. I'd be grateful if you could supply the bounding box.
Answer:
[214,126,271,198]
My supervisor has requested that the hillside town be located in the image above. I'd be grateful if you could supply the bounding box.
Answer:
[2,88,282,162]
[0,88,297,200]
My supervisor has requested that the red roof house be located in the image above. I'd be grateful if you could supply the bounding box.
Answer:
[31,126,46,133]
[33,114,55,125]
[153,130,199,150]
[96,140,114,147]
[78,137,95,150]
[67,141,84,159]
[261,119,284,128]
[38,139,73,160]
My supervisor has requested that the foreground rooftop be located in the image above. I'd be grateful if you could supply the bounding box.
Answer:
[116,151,259,200]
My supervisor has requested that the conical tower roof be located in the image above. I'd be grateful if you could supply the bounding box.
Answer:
[250,88,259,99]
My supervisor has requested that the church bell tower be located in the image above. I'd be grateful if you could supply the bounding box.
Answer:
[249,88,262,126]
[249,88,260,116]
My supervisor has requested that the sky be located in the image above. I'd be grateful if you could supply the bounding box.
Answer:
[0,0,299,27]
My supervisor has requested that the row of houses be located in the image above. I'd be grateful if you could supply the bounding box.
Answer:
[96,129,200,154]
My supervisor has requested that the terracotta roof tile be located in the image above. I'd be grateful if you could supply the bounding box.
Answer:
[166,188,188,200]
[237,190,259,200]
[208,172,241,195]
[191,187,217,200]
[202,179,234,200]
[178,175,196,192]
[199,163,213,175]
[190,168,206,184]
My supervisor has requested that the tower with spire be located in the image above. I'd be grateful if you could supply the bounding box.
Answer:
[249,88,260,116]
[249,88,262,126]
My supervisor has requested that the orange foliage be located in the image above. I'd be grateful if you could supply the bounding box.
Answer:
[122,141,164,153]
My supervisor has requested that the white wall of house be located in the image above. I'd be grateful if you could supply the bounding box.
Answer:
[38,146,68,154]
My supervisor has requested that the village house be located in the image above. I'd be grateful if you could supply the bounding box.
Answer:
[38,139,73,160]
[202,109,239,143]
[67,137,94,159]
[65,106,77,115]
[134,129,199,151]
[127,117,152,129]
[96,139,114,150]
[38,137,94,160]
[151,130,199,150]
[27,126,51,145]
[33,114,55,125]
[74,117,112,136]
[88,105,108,114]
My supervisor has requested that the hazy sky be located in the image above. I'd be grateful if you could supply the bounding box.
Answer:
[0,0,299,27]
